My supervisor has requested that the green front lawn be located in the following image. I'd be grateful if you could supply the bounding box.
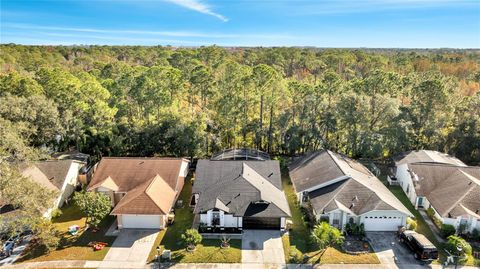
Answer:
[281,172,380,264]
[17,203,116,262]
[147,177,241,264]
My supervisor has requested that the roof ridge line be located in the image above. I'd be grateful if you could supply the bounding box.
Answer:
[326,150,348,176]
[442,183,476,217]
[317,178,351,213]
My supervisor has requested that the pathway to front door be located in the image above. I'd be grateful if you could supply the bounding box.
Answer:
[241,230,285,265]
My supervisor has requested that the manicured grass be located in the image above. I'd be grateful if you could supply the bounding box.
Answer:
[17,203,116,263]
[147,177,241,264]
[169,239,241,263]
[281,172,380,264]
[387,186,441,247]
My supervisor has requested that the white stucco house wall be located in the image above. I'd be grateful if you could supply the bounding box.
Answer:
[22,159,86,218]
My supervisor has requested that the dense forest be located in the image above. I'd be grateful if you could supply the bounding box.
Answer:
[1,45,479,165]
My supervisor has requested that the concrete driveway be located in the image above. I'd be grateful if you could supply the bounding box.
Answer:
[99,229,158,267]
[366,232,427,269]
[242,230,285,265]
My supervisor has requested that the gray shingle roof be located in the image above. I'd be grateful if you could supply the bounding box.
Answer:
[408,163,480,218]
[193,160,291,218]
[395,150,466,166]
[290,150,412,216]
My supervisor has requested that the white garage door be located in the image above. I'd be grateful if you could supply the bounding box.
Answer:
[121,214,161,229]
[363,215,403,231]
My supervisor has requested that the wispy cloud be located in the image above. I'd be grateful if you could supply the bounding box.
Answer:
[164,0,227,21]
[2,23,292,39]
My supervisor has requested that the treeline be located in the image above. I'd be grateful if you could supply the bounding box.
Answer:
[1,45,479,165]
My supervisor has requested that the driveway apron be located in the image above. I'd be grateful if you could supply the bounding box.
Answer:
[100,229,158,267]
[242,230,285,265]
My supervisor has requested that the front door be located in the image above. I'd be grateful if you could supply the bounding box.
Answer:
[417,197,424,208]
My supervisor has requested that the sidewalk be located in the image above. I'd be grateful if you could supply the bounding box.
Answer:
[419,210,446,243]
[3,261,479,269]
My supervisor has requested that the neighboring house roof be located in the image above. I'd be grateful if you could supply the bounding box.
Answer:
[193,160,291,218]
[395,150,466,167]
[21,159,78,191]
[52,150,90,163]
[88,157,189,216]
[111,175,176,215]
[289,150,412,216]
[88,157,188,192]
[408,163,480,218]
[211,148,271,161]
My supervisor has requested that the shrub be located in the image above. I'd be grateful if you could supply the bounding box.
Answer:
[457,223,467,235]
[311,222,344,250]
[50,208,62,219]
[432,217,442,229]
[406,217,417,231]
[289,246,304,263]
[345,222,365,236]
[441,224,456,238]
[181,229,202,249]
[426,207,435,218]
[472,229,480,241]
[445,235,472,258]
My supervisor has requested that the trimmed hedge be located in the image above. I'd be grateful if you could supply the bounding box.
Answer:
[441,224,456,238]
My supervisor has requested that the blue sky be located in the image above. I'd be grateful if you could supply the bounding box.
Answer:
[1,0,479,48]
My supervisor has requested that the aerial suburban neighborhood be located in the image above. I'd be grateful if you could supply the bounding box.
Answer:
[1,1,480,269]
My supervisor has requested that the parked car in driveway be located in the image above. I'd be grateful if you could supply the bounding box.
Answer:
[399,230,438,263]
[2,239,15,257]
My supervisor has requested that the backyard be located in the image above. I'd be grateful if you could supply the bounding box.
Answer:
[147,177,242,264]
[281,172,380,264]
[17,203,116,263]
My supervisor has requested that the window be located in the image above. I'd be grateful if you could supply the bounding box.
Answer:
[212,212,220,226]
[349,217,355,224]
[406,185,410,194]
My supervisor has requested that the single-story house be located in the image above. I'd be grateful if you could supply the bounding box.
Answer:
[192,154,291,231]
[289,150,412,232]
[88,157,189,229]
[21,159,86,218]
[394,150,479,233]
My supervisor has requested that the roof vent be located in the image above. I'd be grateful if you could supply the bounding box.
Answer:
[350,203,355,209]
[353,195,358,201]
[268,172,273,178]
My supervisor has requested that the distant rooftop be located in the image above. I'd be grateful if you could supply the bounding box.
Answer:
[211,148,270,161]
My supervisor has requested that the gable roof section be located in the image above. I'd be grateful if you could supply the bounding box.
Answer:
[88,157,188,192]
[111,175,176,215]
[193,160,291,218]
[288,150,345,193]
[395,150,466,166]
[408,163,480,218]
[21,160,76,190]
[290,150,411,216]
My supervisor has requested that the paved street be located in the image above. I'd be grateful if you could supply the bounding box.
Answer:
[242,230,285,265]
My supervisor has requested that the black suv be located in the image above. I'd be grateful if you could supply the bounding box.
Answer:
[399,230,438,263]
